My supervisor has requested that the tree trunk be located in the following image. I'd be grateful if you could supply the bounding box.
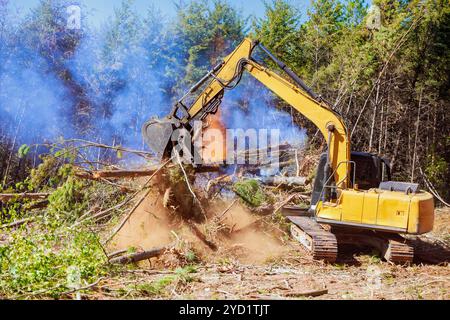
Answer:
[411,89,423,182]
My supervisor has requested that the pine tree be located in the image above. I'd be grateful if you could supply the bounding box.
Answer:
[252,0,304,72]
[302,0,345,76]
[173,0,245,90]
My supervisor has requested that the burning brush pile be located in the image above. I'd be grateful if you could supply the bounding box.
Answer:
[0,137,322,298]
[99,139,319,267]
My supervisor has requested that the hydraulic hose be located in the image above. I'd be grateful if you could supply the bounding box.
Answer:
[258,43,320,101]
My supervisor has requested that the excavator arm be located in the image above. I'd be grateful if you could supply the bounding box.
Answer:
[143,38,351,189]
[243,58,350,190]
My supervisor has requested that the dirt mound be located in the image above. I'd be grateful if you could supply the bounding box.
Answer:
[210,202,287,264]
[111,190,174,251]
[110,184,286,266]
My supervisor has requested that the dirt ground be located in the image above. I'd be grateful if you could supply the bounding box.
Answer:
[99,187,450,300]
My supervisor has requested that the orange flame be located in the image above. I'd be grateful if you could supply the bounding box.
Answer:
[202,110,227,164]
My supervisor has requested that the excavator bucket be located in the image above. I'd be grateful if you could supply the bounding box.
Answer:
[142,117,175,160]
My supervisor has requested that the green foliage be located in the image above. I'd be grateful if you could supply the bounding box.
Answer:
[175,265,198,283]
[272,210,291,232]
[0,145,133,298]
[303,0,345,75]
[426,155,449,182]
[174,0,245,90]
[17,145,30,159]
[47,177,87,221]
[137,276,176,296]
[425,154,449,200]
[252,0,304,71]
[0,201,22,225]
[27,147,78,191]
[184,250,198,263]
[102,0,143,63]
[233,179,267,207]
[168,166,185,184]
[29,155,61,190]
[344,0,367,27]
[0,225,107,298]
[136,265,198,296]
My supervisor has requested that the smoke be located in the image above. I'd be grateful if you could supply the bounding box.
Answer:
[1,0,172,151]
[66,31,169,149]
[0,39,73,144]
[0,0,80,145]
[0,0,304,159]
[221,74,306,147]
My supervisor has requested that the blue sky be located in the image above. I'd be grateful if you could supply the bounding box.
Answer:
[14,0,311,27]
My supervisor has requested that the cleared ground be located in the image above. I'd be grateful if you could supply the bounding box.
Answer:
[97,193,449,300]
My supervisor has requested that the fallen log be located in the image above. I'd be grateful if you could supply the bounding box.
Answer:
[93,169,159,179]
[236,143,293,158]
[109,243,174,264]
[241,160,297,175]
[76,165,220,181]
[187,221,218,251]
[0,217,34,229]
[107,249,128,260]
[0,193,50,202]
[234,143,298,167]
[259,176,308,187]
[74,171,98,181]
[284,288,328,298]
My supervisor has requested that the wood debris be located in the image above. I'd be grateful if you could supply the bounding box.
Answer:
[109,244,174,264]
[0,193,50,202]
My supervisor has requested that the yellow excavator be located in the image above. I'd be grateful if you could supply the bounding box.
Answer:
[142,38,435,263]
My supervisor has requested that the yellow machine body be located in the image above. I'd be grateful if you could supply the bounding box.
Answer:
[316,189,434,234]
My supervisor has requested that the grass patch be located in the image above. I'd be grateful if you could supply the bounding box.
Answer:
[233,179,267,207]
[137,276,176,296]
[0,223,108,298]
[136,266,198,297]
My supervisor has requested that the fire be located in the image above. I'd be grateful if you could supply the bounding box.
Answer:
[202,110,227,164]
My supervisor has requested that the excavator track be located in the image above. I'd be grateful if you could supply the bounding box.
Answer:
[333,229,414,264]
[288,216,414,264]
[380,233,414,264]
[288,216,338,263]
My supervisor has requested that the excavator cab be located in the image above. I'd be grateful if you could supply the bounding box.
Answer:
[311,152,392,207]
